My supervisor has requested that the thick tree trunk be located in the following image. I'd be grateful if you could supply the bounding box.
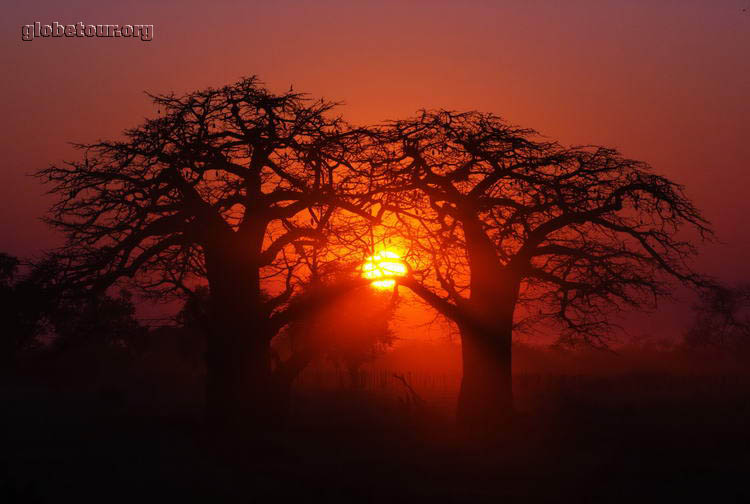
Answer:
[456,314,513,430]
[205,318,288,430]
[203,251,291,430]
[456,216,519,431]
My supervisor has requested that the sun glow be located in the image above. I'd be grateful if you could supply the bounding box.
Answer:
[362,250,407,289]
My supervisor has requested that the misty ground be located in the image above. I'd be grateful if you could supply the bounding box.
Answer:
[2,345,750,503]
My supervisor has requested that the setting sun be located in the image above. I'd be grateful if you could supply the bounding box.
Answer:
[362,250,407,289]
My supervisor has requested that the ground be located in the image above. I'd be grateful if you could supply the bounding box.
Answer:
[2,362,749,503]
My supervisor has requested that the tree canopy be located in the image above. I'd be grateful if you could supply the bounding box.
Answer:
[368,110,712,346]
[38,77,375,318]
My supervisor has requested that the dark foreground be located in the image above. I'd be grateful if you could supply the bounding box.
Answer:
[2,366,749,503]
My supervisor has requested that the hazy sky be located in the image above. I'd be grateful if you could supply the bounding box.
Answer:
[2,1,748,339]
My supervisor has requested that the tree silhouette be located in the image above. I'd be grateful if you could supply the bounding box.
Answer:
[1,253,146,367]
[36,78,713,431]
[48,288,147,354]
[0,253,42,367]
[37,77,375,426]
[684,283,750,355]
[368,110,712,428]
[278,270,398,388]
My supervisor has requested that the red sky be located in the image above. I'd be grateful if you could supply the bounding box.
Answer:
[2,1,749,340]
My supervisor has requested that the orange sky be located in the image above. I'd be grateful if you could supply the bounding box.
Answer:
[2,1,749,340]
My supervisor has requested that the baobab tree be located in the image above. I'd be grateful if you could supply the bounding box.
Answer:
[37,77,376,427]
[369,110,712,429]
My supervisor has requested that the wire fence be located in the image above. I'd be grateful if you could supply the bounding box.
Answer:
[293,368,750,414]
